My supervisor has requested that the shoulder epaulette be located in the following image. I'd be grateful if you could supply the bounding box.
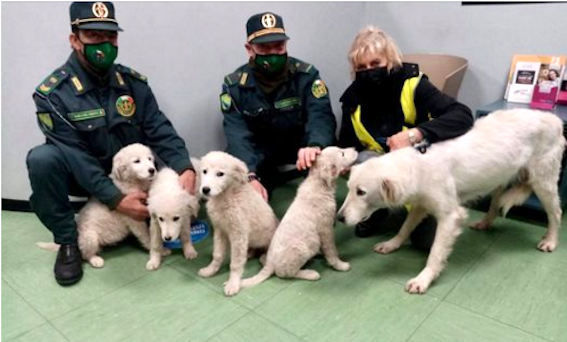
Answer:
[117,65,148,83]
[224,71,242,86]
[35,68,70,96]
[293,60,313,74]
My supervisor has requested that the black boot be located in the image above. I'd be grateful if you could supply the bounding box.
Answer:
[54,244,83,286]
[410,216,437,252]
[355,209,389,238]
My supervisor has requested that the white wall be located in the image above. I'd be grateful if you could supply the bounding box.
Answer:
[362,1,567,112]
[3,2,567,202]
[1,2,364,201]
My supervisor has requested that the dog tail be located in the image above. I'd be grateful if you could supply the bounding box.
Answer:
[36,242,61,252]
[240,264,274,288]
[499,184,532,217]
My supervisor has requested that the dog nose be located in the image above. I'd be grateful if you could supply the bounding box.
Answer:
[202,186,210,195]
[337,214,345,223]
[164,236,172,242]
[149,168,155,175]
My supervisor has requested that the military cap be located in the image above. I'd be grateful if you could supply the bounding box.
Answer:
[70,2,123,32]
[246,12,289,44]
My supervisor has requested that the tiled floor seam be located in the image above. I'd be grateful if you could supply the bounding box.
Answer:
[2,278,54,338]
[401,295,444,342]
[442,300,557,342]
[40,267,156,323]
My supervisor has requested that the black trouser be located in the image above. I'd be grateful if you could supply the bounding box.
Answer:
[26,144,89,245]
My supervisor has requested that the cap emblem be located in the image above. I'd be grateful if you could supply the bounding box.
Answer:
[92,2,109,18]
[261,14,276,28]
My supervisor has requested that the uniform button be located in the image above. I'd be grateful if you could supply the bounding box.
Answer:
[88,125,93,129]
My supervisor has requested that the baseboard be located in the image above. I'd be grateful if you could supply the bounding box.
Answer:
[2,199,87,213]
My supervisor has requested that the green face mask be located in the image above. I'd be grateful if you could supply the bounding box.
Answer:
[83,42,118,71]
[255,53,288,75]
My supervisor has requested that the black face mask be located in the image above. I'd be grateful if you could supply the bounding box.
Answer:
[354,66,390,99]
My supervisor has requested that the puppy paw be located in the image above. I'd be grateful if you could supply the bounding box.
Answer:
[183,245,198,260]
[405,275,431,294]
[88,256,105,268]
[374,240,401,254]
[332,260,351,272]
[470,220,491,231]
[224,280,241,297]
[146,258,161,271]
[161,248,172,257]
[198,266,217,278]
[537,235,558,252]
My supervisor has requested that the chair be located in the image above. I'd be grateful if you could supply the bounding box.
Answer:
[402,54,468,99]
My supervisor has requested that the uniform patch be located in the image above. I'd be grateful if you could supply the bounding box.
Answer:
[38,113,53,131]
[220,93,232,112]
[68,109,106,121]
[274,97,300,109]
[116,95,136,117]
[311,79,327,98]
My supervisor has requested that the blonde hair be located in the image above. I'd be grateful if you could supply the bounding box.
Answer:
[348,26,403,78]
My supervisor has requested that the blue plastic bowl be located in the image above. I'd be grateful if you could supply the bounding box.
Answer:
[162,220,210,249]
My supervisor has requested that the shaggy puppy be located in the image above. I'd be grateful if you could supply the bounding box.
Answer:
[197,151,278,296]
[241,147,358,289]
[146,168,200,270]
[37,143,157,267]
[337,109,565,294]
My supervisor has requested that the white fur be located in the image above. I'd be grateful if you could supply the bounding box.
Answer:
[37,143,157,268]
[197,151,278,296]
[146,167,200,270]
[241,147,358,289]
[338,109,565,294]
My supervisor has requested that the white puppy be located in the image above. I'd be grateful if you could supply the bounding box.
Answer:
[36,144,157,267]
[146,167,200,270]
[241,147,357,289]
[338,109,565,294]
[197,151,278,296]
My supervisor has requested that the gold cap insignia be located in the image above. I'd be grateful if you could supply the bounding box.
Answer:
[92,2,109,18]
[261,14,276,28]
[116,95,136,117]
[311,80,328,98]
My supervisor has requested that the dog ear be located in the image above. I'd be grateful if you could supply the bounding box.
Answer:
[111,150,130,181]
[232,158,249,184]
[380,179,398,205]
[312,155,337,186]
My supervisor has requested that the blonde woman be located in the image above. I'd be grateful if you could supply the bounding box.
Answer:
[338,26,474,250]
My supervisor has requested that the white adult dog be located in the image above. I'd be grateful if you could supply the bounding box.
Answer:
[146,167,200,270]
[38,143,157,268]
[337,109,565,294]
[240,147,357,289]
[197,151,278,296]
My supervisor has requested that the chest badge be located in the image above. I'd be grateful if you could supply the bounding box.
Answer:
[116,95,136,117]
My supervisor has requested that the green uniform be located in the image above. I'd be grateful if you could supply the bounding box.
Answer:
[27,52,192,244]
[221,57,337,182]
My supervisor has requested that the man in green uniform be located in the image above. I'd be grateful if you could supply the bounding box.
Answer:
[27,2,196,286]
[220,12,337,200]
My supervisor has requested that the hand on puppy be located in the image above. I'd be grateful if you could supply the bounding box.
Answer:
[179,168,197,195]
[296,147,321,170]
[116,191,149,221]
[387,129,423,151]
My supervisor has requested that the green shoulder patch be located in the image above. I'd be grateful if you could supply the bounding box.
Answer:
[36,68,69,95]
[224,72,241,86]
[311,79,328,98]
[220,93,232,112]
[37,112,53,131]
[118,65,148,83]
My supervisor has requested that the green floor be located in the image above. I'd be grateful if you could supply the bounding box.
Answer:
[2,178,567,342]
